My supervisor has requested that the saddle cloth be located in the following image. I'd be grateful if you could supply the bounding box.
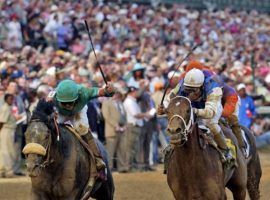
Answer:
[241,129,250,157]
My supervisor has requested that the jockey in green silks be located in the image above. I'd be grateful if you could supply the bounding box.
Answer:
[48,79,115,171]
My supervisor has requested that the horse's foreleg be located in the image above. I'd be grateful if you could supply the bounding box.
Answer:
[227,171,246,200]
[230,188,246,200]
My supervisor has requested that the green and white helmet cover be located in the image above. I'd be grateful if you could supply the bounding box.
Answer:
[56,79,79,102]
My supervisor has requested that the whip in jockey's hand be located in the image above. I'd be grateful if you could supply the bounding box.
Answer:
[98,83,115,97]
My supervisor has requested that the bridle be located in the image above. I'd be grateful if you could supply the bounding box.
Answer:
[22,113,60,168]
[168,96,194,146]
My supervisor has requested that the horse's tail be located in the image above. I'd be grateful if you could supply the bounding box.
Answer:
[242,126,262,200]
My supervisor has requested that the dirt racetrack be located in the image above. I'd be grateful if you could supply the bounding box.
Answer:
[0,151,269,200]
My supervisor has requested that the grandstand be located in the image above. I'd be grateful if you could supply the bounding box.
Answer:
[114,0,270,12]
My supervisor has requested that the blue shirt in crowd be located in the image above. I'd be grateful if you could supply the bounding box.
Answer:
[238,96,256,128]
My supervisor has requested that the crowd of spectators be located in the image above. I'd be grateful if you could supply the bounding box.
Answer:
[0,0,270,176]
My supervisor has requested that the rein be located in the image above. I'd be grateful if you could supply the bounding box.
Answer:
[168,96,194,146]
[53,113,60,141]
[40,131,52,168]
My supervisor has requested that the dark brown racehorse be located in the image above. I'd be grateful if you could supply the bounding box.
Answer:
[22,99,114,200]
[165,95,261,200]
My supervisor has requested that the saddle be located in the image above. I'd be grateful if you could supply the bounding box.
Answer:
[198,124,237,168]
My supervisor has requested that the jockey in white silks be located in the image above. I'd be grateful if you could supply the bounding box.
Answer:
[159,69,233,163]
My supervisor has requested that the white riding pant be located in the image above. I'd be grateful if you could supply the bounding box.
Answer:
[57,105,89,135]
[200,101,223,135]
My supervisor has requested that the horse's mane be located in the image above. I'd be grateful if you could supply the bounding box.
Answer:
[31,98,55,123]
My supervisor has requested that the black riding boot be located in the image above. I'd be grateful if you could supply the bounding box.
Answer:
[82,131,106,170]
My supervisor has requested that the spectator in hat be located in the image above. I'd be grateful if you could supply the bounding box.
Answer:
[237,83,256,129]
[127,63,145,88]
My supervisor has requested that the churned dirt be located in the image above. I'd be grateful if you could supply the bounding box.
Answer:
[0,151,269,200]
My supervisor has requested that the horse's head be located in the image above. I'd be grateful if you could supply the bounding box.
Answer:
[166,95,194,145]
[22,99,55,177]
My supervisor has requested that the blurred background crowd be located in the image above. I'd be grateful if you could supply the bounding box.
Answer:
[0,0,270,177]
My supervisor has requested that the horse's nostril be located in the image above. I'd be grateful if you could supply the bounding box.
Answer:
[176,128,182,133]
[26,162,40,170]
[167,128,171,133]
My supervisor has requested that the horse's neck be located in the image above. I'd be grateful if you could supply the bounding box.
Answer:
[175,125,204,162]
[49,128,73,169]
[185,126,201,153]
[174,125,222,174]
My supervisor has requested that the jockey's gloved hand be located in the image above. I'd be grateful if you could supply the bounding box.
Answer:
[104,83,115,97]
[157,104,166,115]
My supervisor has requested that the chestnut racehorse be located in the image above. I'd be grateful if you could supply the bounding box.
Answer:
[165,96,261,200]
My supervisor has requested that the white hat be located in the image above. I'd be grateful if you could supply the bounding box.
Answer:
[184,69,205,87]
[237,83,246,91]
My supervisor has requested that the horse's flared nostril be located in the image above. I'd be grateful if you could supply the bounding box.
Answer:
[26,162,40,171]
[176,128,182,133]
[167,128,171,133]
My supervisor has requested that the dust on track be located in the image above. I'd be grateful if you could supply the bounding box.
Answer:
[0,151,269,200]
